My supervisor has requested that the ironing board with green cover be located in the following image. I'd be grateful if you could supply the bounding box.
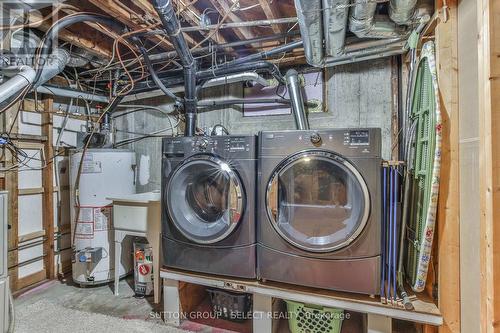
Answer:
[405,41,442,292]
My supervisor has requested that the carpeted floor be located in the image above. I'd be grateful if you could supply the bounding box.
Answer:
[15,299,189,333]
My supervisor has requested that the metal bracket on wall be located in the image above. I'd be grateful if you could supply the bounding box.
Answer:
[223,281,248,292]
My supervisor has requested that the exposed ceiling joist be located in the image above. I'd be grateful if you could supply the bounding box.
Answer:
[36,20,113,58]
[173,0,230,46]
[133,0,200,47]
[258,0,283,34]
[87,0,174,51]
[208,0,257,42]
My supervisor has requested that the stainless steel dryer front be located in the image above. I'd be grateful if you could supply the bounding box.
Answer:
[162,135,257,278]
[258,129,382,295]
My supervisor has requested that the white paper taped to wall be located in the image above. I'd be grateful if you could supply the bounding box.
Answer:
[139,154,150,186]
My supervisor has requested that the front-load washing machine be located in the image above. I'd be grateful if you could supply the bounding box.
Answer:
[258,128,382,295]
[162,135,257,278]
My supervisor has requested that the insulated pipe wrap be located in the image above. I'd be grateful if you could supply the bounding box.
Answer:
[294,0,323,67]
[323,0,349,56]
[389,0,418,25]
[349,0,407,39]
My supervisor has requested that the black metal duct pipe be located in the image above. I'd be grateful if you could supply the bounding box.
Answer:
[198,98,294,108]
[152,0,197,136]
[222,40,303,67]
[285,69,309,130]
[130,61,284,95]
[148,32,300,62]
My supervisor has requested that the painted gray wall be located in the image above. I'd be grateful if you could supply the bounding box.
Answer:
[118,57,395,192]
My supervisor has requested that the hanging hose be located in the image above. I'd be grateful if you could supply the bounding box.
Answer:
[381,166,387,301]
[131,37,182,103]
[32,14,124,85]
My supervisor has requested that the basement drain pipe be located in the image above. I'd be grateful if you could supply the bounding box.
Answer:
[152,0,197,136]
[285,69,309,130]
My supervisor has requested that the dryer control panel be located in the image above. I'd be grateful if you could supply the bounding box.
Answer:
[163,136,257,159]
[259,128,381,158]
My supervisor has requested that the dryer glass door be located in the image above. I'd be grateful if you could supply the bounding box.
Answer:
[266,151,370,252]
[167,155,244,244]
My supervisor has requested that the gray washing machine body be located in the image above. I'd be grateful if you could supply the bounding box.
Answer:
[258,129,382,295]
[162,136,257,278]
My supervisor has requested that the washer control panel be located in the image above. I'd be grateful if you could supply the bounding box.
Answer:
[163,135,256,159]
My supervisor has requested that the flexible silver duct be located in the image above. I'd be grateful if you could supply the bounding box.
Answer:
[0,66,35,102]
[294,0,324,67]
[349,0,406,39]
[286,69,309,130]
[0,48,70,103]
[389,0,418,25]
[323,0,349,56]
[33,48,70,88]
[203,72,269,88]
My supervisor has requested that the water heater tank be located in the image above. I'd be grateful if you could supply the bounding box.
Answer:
[69,149,136,285]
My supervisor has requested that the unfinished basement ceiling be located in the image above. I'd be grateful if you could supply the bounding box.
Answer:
[32,0,432,69]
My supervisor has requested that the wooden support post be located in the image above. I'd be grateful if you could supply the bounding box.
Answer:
[163,278,181,326]
[367,314,392,333]
[42,98,55,280]
[434,1,461,332]
[478,0,500,332]
[253,293,273,333]
[4,103,19,291]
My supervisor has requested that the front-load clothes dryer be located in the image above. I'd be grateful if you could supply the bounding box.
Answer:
[162,135,257,278]
[258,129,382,295]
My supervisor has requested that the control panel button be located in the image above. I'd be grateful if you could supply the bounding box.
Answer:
[310,132,322,145]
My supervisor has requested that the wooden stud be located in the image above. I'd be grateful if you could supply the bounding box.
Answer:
[4,103,19,291]
[18,230,46,243]
[36,19,113,59]
[172,0,229,46]
[258,0,283,34]
[434,0,460,332]
[478,0,500,332]
[163,278,181,326]
[16,269,47,291]
[87,0,175,51]
[208,0,257,41]
[133,0,200,47]
[42,98,55,280]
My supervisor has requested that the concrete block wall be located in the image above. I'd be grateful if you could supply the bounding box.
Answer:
[119,57,396,192]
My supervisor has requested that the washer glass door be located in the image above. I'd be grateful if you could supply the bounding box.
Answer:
[167,155,244,244]
[266,151,370,252]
